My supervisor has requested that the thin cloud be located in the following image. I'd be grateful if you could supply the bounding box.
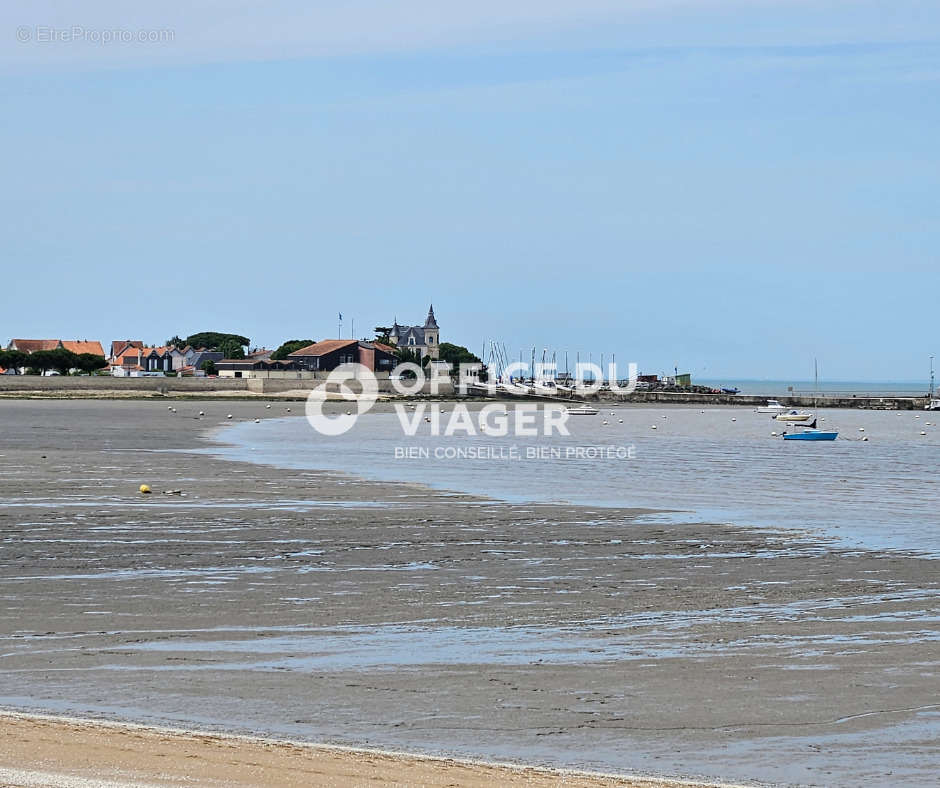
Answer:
[1,1,874,71]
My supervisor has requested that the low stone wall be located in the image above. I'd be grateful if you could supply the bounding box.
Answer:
[598,390,926,409]
[247,378,455,396]
[0,376,248,393]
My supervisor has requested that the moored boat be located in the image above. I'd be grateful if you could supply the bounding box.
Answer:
[775,410,813,422]
[783,428,838,441]
[757,399,786,414]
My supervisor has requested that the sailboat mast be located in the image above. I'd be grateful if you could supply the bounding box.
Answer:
[814,358,818,412]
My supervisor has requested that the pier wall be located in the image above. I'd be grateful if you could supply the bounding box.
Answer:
[0,376,248,394]
[596,390,926,409]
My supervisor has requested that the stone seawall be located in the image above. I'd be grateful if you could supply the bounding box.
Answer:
[598,390,927,410]
[0,376,248,394]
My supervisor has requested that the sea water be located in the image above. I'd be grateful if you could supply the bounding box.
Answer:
[210,406,940,556]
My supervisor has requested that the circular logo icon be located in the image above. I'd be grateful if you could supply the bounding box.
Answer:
[305,363,378,436]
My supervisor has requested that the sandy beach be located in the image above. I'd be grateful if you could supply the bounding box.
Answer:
[0,400,937,786]
[0,711,723,788]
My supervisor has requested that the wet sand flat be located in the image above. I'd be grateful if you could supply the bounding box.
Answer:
[0,400,937,786]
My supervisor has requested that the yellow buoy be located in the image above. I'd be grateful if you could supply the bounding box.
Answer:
[139,484,152,494]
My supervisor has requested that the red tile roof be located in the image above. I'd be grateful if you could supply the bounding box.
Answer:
[61,340,105,357]
[287,339,358,357]
[9,339,61,353]
[111,340,143,358]
[373,342,398,354]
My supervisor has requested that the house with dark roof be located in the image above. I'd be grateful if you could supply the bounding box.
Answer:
[387,305,440,360]
[110,340,144,363]
[287,340,397,373]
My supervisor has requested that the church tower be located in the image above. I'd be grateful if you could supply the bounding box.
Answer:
[423,304,439,359]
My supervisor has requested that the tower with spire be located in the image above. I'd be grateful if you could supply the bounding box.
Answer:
[386,304,440,360]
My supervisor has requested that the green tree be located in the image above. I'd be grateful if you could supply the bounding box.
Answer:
[437,342,481,366]
[184,332,250,351]
[0,349,27,373]
[75,353,108,374]
[200,359,216,376]
[26,350,56,374]
[271,340,316,360]
[218,340,245,359]
[165,335,184,348]
[373,326,392,344]
[29,348,78,375]
[394,347,430,367]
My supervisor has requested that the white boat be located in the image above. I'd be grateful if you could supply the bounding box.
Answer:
[926,399,940,411]
[499,380,530,396]
[757,399,787,414]
[565,406,599,416]
[775,409,814,422]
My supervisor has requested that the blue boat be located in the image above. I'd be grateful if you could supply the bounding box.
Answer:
[783,429,838,441]
[782,360,839,441]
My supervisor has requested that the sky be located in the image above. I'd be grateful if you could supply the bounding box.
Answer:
[2,1,939,381]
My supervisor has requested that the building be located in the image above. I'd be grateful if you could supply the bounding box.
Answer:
[215,359,301,378]
[9,339,104,357]
[287,340,397,373]
[6,339,106,374]
[387,305,440,360]
[246,347,273,362]
[7,339,61,354]
[60,340,105,357]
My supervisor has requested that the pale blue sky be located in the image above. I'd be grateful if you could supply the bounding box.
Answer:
[2,2,938,380]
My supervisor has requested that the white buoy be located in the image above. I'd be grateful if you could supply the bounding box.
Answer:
[771,431,777,436]
[266,404,271,409]
[651,425,657,430]
[167,406,173,410]
[858,427,865,432]
[226,414,233,419]
[346,410,352,415]
[602,420,609,425]
[731,417,737,422]
[662,415,667,419]
[862,436,869,441]
[915,415,920,419]
[618,418,623,423]
[920,431,927,435]
[254,419,260,423]
[198,411,204,416]
[286,408,291,412]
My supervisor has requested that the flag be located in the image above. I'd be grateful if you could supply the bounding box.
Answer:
[339,312,343,320]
